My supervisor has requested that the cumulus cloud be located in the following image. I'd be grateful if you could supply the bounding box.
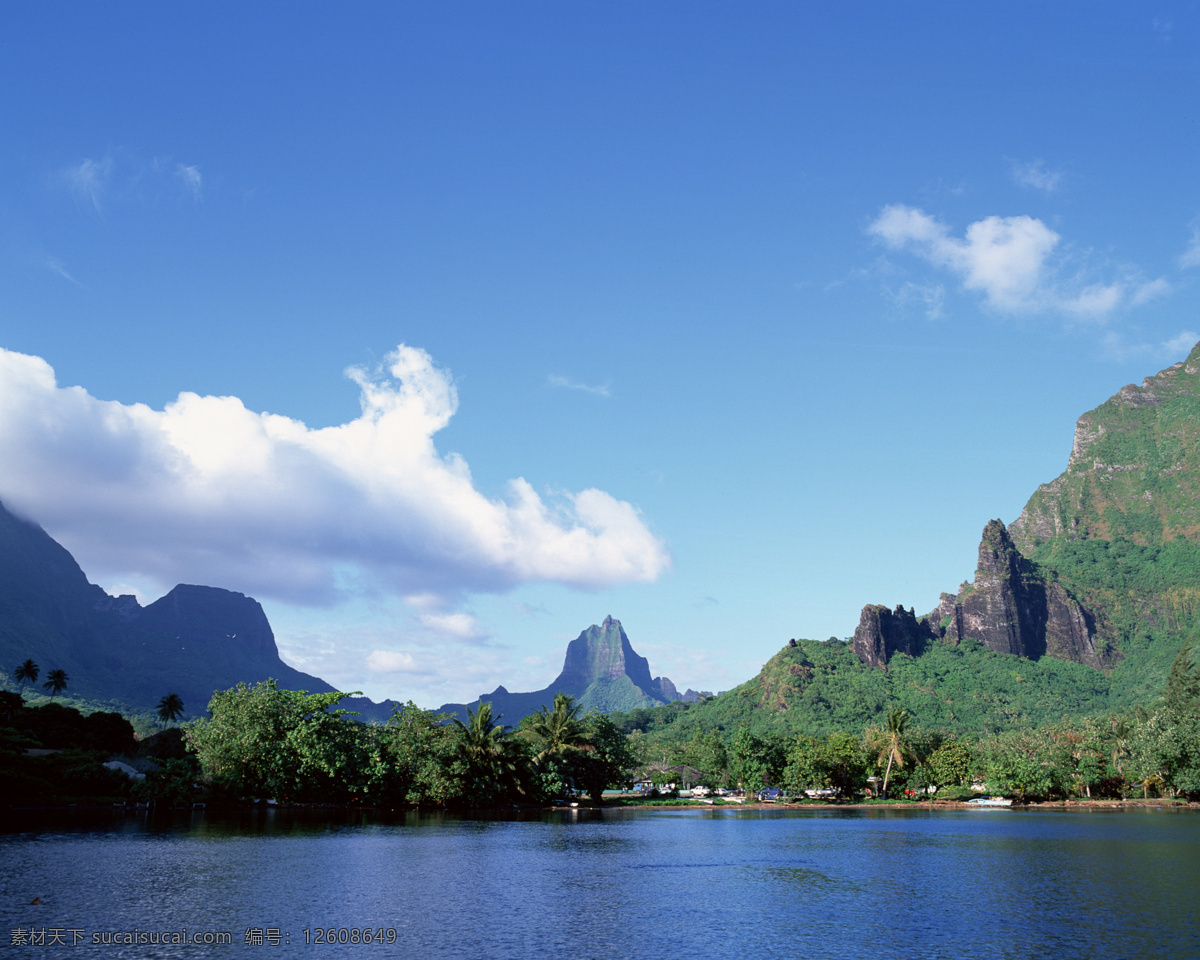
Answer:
[0,344,670,606]
[547,375,611,398]
[1009,158,1063,193]
[868,204,1140,319]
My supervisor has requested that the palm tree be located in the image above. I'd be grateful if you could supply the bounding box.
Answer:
[13,659,39,690]
[42,668,69,699]
[869,708,914,800]
[528,693,587,765]
[453,702,524,801]
[157,693,185,724]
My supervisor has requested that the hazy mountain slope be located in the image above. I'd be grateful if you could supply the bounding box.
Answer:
[436,616,676,725]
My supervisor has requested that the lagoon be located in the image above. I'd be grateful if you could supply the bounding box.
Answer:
[2,806,1198,959]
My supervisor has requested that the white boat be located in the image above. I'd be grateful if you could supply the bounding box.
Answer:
[966,796,1013,807]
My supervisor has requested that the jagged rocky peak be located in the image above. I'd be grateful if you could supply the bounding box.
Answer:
[853,519,1111,671]
[851,602,935,670]
[941,519,1109,668]
[554,614,653,689]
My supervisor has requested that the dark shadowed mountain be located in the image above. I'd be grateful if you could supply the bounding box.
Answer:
[0,501,398,721]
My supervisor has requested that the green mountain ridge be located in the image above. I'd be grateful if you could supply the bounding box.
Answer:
[613,343,1200,744]
[436,615,679,724]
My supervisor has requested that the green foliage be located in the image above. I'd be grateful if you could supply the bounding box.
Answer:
[728,726,783,795]
[379,702,464,806]
[572,714,639,801]
[925,738,974,788]
[183,679,365,801]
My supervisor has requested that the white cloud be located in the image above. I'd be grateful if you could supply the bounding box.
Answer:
[547,375,611,398]
[176,164,202,200]
[418,611,488,643]
[1009,158,1063,193]
[0,344,670,606]
[366,650,421,673]
[868,204,1141,320]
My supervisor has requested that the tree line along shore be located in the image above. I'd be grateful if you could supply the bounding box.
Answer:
[3,637,1199,810]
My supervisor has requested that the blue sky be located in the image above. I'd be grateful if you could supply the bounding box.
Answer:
[2,3,1199,707]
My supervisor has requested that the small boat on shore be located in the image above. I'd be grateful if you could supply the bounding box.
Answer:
[966,796,1013,807]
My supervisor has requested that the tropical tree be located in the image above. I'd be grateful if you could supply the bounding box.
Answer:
[13,659,38,690]
[573,714,639,802]
[527,693,587,765]
[157,693,185,724]
[42,668,69,699]
[453,701,525,803]
[868,708,915,799]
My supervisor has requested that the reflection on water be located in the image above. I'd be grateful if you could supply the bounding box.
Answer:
[2,807,1197,959]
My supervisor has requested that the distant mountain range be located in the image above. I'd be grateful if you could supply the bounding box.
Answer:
[0,500,686,726]
[435,615,697,724]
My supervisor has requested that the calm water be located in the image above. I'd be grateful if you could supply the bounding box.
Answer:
[2,806,1197,959]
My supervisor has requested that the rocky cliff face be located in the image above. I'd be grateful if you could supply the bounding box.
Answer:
[940,520,1108,667]
[851,603,934,670]
[853,519,1110,670]
[847,342,1200,674]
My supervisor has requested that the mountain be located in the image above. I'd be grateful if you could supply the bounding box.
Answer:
[0,501,398,721]
[437,615,677,725]
[619,344,1200,742]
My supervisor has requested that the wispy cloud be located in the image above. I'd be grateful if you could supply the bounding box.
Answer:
[32,250,81,286]
[1100,329,1198,362]
[0,345,670,609]
[867,204,1146,320]
[64,157,113,213]
[1131,277,1171,306]
[57,151,205,212]
[1008,158,1063,193]
[1180,221,1200,269]
[547,375,611,398]
[176,164,202,200]
[886,280,946,320]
